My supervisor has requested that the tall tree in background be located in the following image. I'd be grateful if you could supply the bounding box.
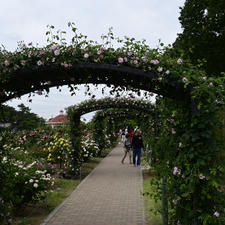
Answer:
[174,0,225,76]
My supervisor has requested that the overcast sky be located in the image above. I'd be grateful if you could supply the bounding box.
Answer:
[0,0,185,121]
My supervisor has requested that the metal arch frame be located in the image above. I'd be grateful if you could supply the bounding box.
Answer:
[0,62,188,103]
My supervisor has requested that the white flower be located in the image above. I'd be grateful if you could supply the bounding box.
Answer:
[29,179,34,183]
[2,157,7,163]
[33,183,38,188]
[182,77,188,83]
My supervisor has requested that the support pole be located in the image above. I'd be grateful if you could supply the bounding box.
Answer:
[155,110,168,225]
[162,177,168,225]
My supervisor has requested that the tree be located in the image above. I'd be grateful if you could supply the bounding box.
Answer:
[16,104,45,130]
[173,0,225,76]
[0,104,45,130]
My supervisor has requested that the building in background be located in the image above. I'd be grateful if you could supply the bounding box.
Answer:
[46,110,69,127]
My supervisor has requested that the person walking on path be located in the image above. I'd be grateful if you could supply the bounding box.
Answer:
[128,127,133,143]
[121,128,126,143]
[121,133,132,164]
[131,129,144,166]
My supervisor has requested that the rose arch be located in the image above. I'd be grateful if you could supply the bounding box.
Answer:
[66,97,155,152]
[91,107,152,154]
[67,98,154,152]
[1,24,225,224]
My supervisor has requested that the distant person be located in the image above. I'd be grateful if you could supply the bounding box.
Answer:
[121,134,132,164]
[131,129,144,167]
[125,126,128,135]
[128,127,133,142]
[121,129,126,143]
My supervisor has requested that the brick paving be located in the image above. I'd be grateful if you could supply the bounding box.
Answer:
[41,144,146,225]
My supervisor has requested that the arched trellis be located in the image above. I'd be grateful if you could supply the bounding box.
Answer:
[66,98,155,162]
[0,62,190,103]
[91,107,153,153]
[1,25,225,224]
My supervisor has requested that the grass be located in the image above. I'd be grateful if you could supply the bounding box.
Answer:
[13,148,112,225]
[142,167,162,225]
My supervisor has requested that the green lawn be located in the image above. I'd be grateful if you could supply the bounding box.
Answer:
[143,169,162,225]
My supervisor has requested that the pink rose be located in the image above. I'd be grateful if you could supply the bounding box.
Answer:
[37,60,43,66]
[118,57,124,63]
[173,167,179,175]
[171,128,176,134]
[214,211,219,217]
[50,44,57,50]
[199,174,206,180]
[150,59,159,65]
[97,50,102,55]
[165,70,170,74]
[4,60,10,66]
[157,67,163,72]
[84,53,89,58]
[133,60,138,65]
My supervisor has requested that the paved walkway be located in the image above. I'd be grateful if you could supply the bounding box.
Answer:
[41,144,146,225]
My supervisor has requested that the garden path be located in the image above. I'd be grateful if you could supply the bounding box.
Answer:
[41,144,145,225]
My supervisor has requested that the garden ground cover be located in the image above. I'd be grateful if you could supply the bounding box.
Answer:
[142,168,161,225]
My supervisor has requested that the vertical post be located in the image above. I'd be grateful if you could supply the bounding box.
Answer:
[71,114,81,172]
[162,177,168,225]
[155,110,168,225]
[151,111,158,165]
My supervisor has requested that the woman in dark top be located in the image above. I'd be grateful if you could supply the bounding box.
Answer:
[131,129,144,166]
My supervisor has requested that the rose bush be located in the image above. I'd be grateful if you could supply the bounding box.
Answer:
[0,131,54,224]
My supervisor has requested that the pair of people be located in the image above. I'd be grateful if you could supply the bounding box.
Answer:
[121,129,143,166]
